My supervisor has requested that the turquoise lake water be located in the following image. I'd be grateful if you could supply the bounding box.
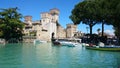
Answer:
[0,43,120,68]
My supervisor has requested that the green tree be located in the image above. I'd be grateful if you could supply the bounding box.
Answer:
[98,0,114,37]
[111,0,120,44]
[101,0,120,44]
[0,7,24,42]
[70,0,120,44]
[70,0,101,37]
[70,0,113,35]
[96,0,120,44]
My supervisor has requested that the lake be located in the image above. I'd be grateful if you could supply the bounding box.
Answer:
[0,43,120,68]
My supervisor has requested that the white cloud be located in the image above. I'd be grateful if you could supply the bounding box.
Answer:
[105,30,114,35]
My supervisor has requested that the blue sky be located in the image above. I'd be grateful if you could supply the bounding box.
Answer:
[0,0,114,35]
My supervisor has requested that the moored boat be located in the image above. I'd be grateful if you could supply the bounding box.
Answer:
[60,41,78,47]
[52,41,61,45]
[85,46,120,51]
[52,40,78,47]
[34,39,47,44]
[82,43,89,47]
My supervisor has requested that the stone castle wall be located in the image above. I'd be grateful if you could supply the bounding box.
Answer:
[66,24,77,38]
[23,9,78,42]
[38,30,51,41]
[57,25,66,39]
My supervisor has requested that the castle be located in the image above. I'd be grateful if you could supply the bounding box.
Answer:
[23,8,77,42]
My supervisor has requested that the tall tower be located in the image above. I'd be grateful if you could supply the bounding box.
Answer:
[40,8,60,41]
[49,8,60,38]
[66,24,77,38]
[50,8,59,23]
[40,12,51,27]
[24,16,32,25]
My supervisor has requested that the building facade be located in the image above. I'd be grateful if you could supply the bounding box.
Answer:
[23,8,79,42]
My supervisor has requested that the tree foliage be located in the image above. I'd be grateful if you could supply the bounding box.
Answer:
[70,0,120,44]
[111,0,120,37]
[70,0,102,36]
[0,7,24,41]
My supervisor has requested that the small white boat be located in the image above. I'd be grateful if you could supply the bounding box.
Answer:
[68,42,78,47]
[59,41,78,47]
[34,39,47,44]
[0,38,5,44]
[82,43,89,47]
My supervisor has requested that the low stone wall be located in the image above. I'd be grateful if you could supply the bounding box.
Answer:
[23,36,36,43]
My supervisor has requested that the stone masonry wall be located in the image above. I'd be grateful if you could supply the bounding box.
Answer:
[57,25,66,39]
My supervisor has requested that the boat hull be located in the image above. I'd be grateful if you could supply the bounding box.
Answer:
[86,46,120,51]
[52,41,61,45]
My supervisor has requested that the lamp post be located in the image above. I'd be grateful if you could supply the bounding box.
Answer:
[86,27,89,43]
[86,27,89,34]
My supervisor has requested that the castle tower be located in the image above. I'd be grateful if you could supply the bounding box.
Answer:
[24,16,32,25]
[50,8,59,23]
[40,12,51,27]
[66,24,77,38]
[49,8,60,38]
